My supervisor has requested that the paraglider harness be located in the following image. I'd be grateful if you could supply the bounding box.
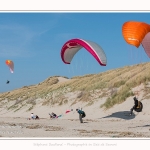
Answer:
[77,109,86,118]
[6,80,10,84]
[81,111,86,118]
[130,98,143,115]
[134,101,143,112]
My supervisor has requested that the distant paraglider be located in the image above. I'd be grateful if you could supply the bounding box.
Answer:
[60,38,107,66]
[5,60,14,73]
[5,60,14,84]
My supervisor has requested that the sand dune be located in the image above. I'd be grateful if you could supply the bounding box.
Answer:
[0,84,150,138]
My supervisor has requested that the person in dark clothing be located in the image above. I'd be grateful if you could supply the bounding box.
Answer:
[35,115,39,119]
[49,112,57,119]
[76,109,86,123]
[130,96,143,115]
[52,112,57,118]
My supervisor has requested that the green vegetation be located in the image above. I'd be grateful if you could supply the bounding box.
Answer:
[101,85,134,109]
[1,62,150,111]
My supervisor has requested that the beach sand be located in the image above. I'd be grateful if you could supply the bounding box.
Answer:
[0,96,150,138]
[0,79,150,138]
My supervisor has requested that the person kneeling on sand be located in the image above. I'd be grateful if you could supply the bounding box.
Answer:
[31,113,36,119]
[129,96,143,115]
[76,108,86,123]
[49,112,58,119]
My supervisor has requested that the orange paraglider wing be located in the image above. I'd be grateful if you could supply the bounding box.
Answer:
[5,60,14,73]
[122,21,150,48]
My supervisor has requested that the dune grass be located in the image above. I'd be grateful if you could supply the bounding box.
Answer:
[1,62,150,111]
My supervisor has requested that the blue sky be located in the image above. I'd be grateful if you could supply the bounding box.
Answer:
[0,12,150,93]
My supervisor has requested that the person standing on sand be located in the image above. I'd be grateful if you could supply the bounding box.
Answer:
[76,108,86,123]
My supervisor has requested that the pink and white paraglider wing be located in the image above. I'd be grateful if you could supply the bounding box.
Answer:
[142,32,150,58]
[61,38,107,66]
[61,40,82,64]
[9,62,14,73]
[84,39,107,66]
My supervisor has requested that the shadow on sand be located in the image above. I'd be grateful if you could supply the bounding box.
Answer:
[99,111,136,120]
[128,124,150,128]
[83,121,88,123]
